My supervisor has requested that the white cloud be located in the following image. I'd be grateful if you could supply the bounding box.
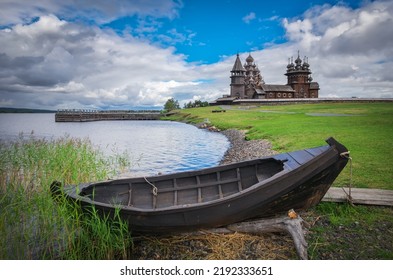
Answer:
[0,14,203,109]
[0,0,182,26]
[0,1,392,111]
[269,1,393,98]
[242,12,256,24]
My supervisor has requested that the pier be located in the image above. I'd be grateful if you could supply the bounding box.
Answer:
[55,109,162,122]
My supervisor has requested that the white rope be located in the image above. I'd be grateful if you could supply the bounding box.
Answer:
[340,151,353,205]
[144,176,158,196]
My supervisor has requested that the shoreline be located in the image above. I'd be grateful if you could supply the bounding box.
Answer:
[195,121,277,165]
[218,129,277,165]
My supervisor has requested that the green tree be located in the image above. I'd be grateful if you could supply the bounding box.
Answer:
[183,99,209,108]
[164,98,180,111]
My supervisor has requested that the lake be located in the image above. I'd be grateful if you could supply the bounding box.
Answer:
[0,114,230,176]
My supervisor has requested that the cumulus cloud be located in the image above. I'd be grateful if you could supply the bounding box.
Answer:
[0,0,392,110]
[0,0,182,26]
[278,0,393,97]
[0,14,203,109]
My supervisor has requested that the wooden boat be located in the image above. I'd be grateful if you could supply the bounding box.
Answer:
[51,137,349,233]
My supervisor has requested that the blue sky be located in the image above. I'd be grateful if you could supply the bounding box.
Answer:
[104,0,362,63]
[0,0,392,109]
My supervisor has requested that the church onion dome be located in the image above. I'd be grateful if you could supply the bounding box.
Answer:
[295,52,302,69]
[246,54,254,63]
[302,56,309,69]
[295,55,302,65]
[287,57,295,71]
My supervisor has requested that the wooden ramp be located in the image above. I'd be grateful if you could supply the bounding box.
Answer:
[323,187,393,206]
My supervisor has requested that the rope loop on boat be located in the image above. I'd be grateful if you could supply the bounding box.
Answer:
[144,176,158,196]
[340,151,351,158]
[340,151,354,205]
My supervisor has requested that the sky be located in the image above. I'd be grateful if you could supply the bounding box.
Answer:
[0,0,392,110]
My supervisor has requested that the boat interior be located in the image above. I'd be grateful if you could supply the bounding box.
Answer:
[80,158,285,209]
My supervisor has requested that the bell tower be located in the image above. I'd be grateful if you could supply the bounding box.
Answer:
[230,54,246,98]
[285,51,319,98]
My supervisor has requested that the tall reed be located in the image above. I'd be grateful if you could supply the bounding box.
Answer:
[0,135,132,259]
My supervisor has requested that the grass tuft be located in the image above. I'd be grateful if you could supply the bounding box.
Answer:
[0,135,132,259]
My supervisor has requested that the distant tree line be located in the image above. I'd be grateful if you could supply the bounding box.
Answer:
[183,100,209,108]
[163,98,209,112]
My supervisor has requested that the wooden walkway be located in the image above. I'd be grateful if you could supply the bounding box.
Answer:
[55,109,162,122]
[322,187,393,206]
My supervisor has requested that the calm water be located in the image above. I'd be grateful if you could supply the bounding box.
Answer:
[0,114,230,176]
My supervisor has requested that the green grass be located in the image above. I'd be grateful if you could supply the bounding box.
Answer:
[0,136,132,259]
[166,103,393,190]
[165,102,393,259]
[307,203,393,259]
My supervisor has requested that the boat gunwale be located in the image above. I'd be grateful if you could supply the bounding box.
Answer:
[67,142,340,213]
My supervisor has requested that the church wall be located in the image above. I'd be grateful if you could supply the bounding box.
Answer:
[309,90,319,98]
[266,92,295,99]
[230,84,245,98]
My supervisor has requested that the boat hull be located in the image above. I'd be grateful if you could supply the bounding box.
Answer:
[53,137,349,233]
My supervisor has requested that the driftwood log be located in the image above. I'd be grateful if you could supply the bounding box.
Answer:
[201,210,309,260]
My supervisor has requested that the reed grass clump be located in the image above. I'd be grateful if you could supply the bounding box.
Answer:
[0,135,132,259]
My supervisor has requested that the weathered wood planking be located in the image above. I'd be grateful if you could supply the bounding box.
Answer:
[322,187,393,206]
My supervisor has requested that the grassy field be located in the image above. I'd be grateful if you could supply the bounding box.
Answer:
[166,102,393,190]
[164,102,393,259]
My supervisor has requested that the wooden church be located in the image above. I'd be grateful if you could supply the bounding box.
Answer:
[214,51,319,104]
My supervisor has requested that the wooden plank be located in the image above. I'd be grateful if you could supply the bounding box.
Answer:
[127,183,133,206]
[173,178,178,206]
[305,146,329,157]
[196,175,202,203]
[274,153,300,170]
[236,168,243,191]
[217,172,224,199]
[322,187,393,206]
[158,177,239,193]
[287,150,315,165]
